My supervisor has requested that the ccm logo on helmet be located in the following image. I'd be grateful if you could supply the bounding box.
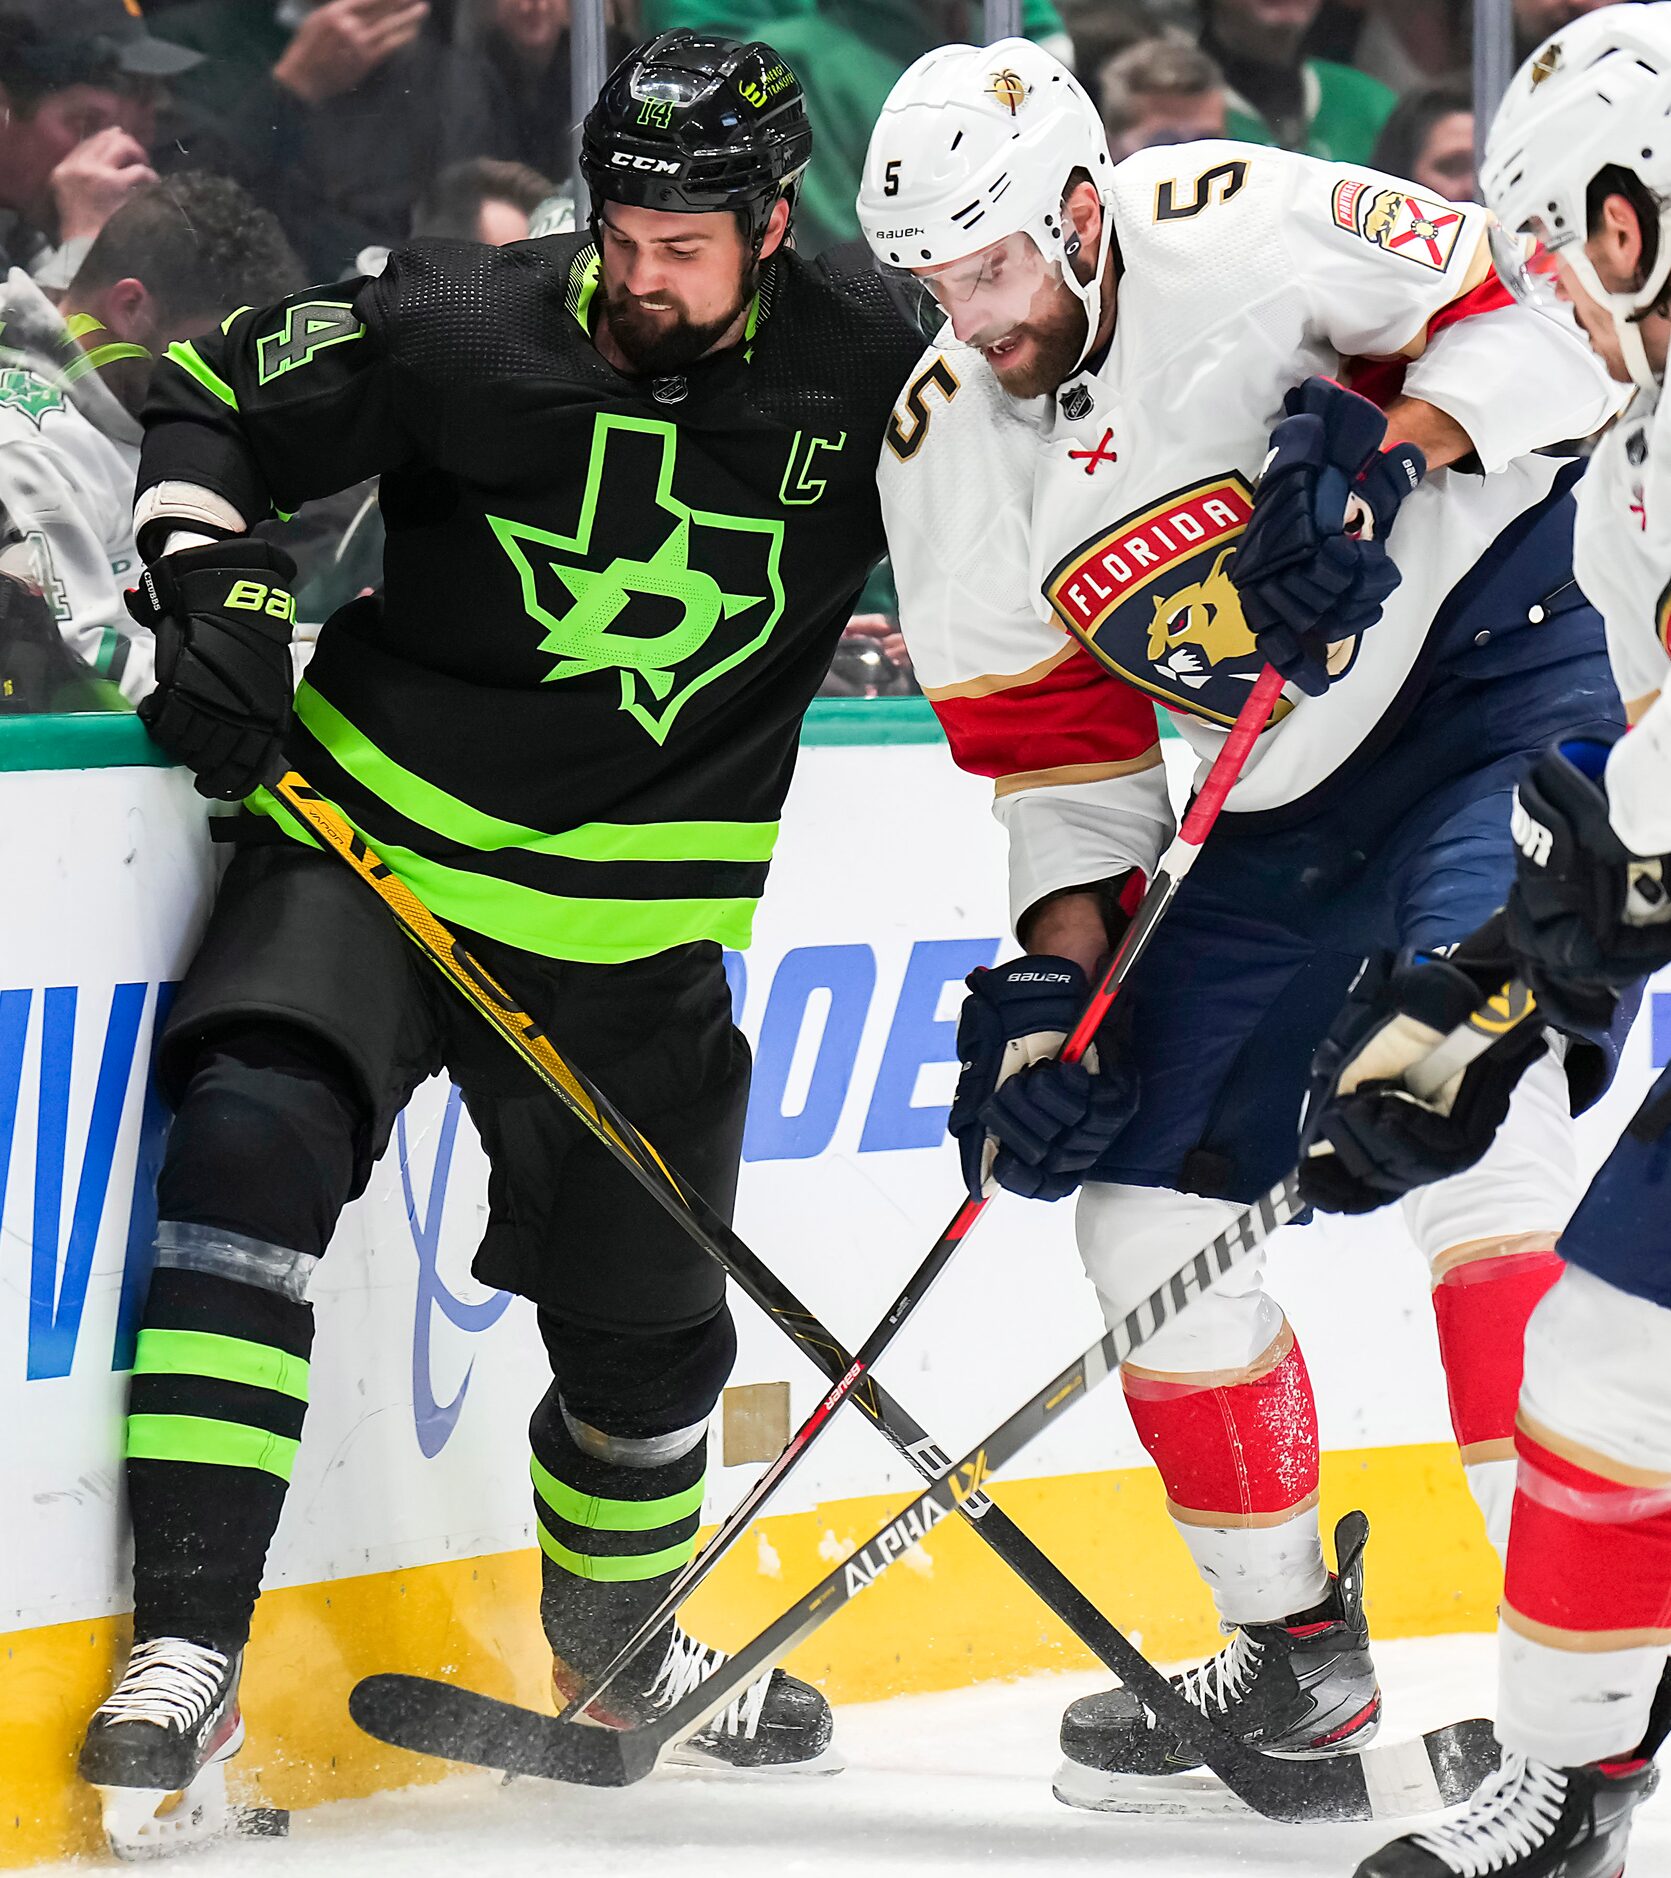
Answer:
[611,152,682,175]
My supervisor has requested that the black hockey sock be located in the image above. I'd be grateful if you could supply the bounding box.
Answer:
[126,1267,314,1653]
[530,1385,707,1693]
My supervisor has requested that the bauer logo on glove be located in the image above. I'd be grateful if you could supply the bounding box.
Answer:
[127,539,300,802]
[947,956,1139,1204]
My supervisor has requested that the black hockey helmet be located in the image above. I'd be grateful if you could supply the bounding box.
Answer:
[581,32,812,250]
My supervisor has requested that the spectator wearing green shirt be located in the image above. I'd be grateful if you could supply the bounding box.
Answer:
[1201,0,1395,165]
[639,0,1074,254]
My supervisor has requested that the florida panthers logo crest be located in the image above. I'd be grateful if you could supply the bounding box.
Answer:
[1045,472,1298,726]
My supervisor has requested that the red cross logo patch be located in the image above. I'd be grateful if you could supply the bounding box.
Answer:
[1333,180,1465,273]
[1068,428,1118,475]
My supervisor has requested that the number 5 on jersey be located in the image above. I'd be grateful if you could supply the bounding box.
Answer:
[886,359,960,463]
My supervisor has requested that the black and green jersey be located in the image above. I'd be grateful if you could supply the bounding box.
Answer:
[137,234,920,963]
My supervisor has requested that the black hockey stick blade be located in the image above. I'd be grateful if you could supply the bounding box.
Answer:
[349,1676,653,1788]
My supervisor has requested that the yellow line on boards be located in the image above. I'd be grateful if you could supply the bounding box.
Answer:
[0,1444,1501,1867]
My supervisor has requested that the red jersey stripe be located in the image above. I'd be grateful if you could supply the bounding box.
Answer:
[931,643,1159,786]
[1346,268,1519,411]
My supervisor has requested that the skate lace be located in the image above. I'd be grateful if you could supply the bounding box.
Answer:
[647,1625,772,1742]
[1161,1629,1264,1726]
[1409,1753,1569,1876]
[95,1639,229,1733]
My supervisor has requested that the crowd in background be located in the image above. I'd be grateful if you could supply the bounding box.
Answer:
[0,0,1621,712]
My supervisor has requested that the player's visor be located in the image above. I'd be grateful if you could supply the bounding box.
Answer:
[882,230,1065,352]
[1488,217,1577,325]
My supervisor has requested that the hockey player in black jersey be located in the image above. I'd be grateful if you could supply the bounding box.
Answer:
[76,32,922,1855]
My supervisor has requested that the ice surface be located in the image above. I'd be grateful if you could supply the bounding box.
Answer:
[44,1635,1671,1876]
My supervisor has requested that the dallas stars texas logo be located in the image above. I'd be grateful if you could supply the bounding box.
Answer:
[0,366,65,427]
[489,415,785,744]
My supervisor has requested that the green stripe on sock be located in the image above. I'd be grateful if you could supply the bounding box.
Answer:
[126,1413,300,1481]
[535,1517,696,1582]
[530,1454,705,1532]
[134,1328,310,1402]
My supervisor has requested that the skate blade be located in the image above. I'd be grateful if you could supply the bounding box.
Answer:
[98,1762,232,1861]
[1052,1755,1253,1818]
[665,1739,846,1779]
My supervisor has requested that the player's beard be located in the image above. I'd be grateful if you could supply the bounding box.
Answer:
[981,285,1090,400]
[602,271,757,375]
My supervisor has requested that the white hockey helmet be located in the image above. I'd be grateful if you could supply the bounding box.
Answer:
[1483,2,1671,389]
[856,38,1115,371]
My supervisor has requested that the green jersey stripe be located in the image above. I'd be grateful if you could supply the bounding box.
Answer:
[295,684,780,863]
[530,1454,706,1533]
[126,1413,301,1480]
[165,340,240,410]
[134,1328,310,1402]
[386,843,759,959]
[535,1518,697,1582]
[246,783,760,959]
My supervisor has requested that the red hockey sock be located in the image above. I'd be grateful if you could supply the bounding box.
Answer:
[1122,1327,1320,1523]
[1432,1245,1564,1463]
[1505,1419,1671,1641]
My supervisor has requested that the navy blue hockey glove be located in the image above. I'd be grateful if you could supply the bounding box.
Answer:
[948,956,1139,1204]
[1506,738,1671,1030]
[1298,915,1548,1215]
[1231,377,1425,697]
[128,540,297,801]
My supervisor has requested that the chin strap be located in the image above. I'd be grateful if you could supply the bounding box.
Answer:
[1065,190,1118,375]
[1566,234,1671,393]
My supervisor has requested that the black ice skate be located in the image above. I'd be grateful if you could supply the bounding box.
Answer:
[78,1637,246,1859]
[1354,1749,1660,1877]
[554,1620,839,1775]
[1055,1510,1381,1814]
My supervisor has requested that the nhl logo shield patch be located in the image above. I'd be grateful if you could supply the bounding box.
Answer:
[1044,471,1291,727]
[1060,383,1095,422]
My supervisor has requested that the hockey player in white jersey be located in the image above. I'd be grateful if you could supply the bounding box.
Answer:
[861,39,1630,1808]
[1296,9,1671,1872]
[0,175,300,708]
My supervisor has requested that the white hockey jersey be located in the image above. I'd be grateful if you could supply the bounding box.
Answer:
[879,142,1622,930]
[1570,378,1671,856]
[0,268,152,702]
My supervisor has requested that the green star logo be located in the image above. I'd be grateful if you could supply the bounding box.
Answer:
[0,367,64,428]
[489,415,785,744]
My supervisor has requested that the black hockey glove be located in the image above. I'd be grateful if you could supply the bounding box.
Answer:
[128,540,298,801]
[948,956,1139,1204]
[1298,913,1549,1216]
[1505,738,1671,1031]
[1231,377,1425,697]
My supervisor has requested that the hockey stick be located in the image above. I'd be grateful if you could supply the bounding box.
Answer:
[274,766,1508,1817]
[353,1175,1309,1791]
[352,982,1521,1816]
[560,661,1290,1719]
